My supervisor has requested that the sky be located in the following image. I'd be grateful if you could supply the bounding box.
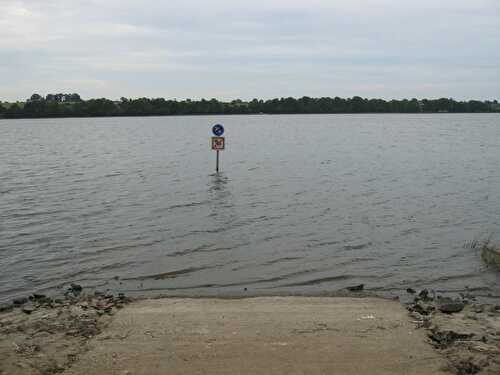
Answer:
[0,0,499,101]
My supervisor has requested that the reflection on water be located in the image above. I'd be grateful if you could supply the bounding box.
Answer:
[208,173,231,205]
[0,114,500,304]
[207,173,235,229]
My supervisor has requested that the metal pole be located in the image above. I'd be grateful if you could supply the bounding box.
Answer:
[216,150,219,172]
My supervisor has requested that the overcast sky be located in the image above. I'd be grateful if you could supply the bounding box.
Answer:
[1,0,499,101]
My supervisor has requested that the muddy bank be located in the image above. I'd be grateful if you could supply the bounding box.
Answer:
[0,285,131,375]
[407,290,500,374]
[0,286,499,375]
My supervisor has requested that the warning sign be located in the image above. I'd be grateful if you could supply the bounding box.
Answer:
[211,137,225,150]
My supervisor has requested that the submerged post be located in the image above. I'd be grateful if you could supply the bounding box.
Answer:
[211,124,225,173]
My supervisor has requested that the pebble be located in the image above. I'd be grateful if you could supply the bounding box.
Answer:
[346,284,364,292]
[465,313,478,321]
[438,301,465,314]
[472,305,484,313]
[13,297,28,306]
[32,293,47,300]
[0,304,13,313]
[22,306,36,315]
[409,311,423,321]
[417,289,432,301]
[409,301,434,316]
[66,283,83,297]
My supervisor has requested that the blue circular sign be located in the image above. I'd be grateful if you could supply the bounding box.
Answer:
[212,124,224,136]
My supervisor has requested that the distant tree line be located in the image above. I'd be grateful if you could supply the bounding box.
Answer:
[0,94,499,119]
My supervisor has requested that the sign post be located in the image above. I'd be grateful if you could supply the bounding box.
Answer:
[216,148,220,172]
[211,124,225,172]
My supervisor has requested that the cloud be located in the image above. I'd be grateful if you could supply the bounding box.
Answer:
[0,0,499,101]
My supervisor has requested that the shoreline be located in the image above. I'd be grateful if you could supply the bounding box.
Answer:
[2,112,500,121]
[4,285,499,311]
[1,287,499,374]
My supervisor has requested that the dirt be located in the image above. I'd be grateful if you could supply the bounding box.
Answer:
[407,291,500,374]
[1,291,498,375]
[0,288,131,375]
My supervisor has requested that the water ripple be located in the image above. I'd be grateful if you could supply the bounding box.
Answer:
[1,114,500,304]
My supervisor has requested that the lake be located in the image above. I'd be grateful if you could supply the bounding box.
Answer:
[1,114,499,304]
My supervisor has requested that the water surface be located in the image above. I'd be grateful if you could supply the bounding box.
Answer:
[1,114,499,304]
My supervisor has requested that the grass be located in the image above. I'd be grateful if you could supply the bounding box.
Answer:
[479,239,500,268]
[465,238,500,269]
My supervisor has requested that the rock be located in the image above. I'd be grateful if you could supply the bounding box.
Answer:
[421,319,432,328]
[418,289,433,301]
[117,293,131,303]
[438,301,465,314]
[409,311,424,321]
[406,288,416,294]
[13,297,29,306]
[459,292,476,302]
[69,283,83,293]
[15,361,30,369]
[408,301,434,316]
[465,313,478,321]
[418,289,428,298]
[428,329,474,348]
[346,284,364,292]
[0,304,13,313]
[470,342,500,354]
[451,359,481,375]
[472,305,484,313]
[22,305,36,314]
[14,342,40,354]
[31,293,46,300]
[35,296,53,306]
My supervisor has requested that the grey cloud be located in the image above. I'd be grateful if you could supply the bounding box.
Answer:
[0,0,498,101]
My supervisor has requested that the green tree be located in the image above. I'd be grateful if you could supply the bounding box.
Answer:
[29,93,43,102]
[5,103,22,118]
